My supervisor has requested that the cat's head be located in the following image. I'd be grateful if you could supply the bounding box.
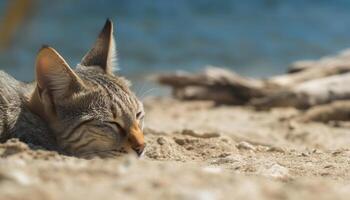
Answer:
[29,19,145,158]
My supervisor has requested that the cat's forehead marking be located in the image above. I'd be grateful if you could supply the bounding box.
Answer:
[76,68,139,123]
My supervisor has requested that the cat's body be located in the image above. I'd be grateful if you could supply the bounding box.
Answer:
[0,20,145,158]
[0,71,58,150]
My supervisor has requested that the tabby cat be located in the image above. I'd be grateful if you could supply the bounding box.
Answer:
[0,19,145,158]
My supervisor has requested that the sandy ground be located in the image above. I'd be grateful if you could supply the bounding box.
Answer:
[1,97,350,200]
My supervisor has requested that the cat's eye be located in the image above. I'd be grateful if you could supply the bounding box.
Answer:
[110,121,123,130]
[107,121,126,135]
[136,111,143,119]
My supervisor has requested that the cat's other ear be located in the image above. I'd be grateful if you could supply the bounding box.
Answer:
[36,46,85,98]
[80,19,117,74]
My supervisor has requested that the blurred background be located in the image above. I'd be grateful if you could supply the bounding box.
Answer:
[1,0,350,94]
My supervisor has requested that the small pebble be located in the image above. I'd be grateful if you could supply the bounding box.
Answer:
[258,163,290,180]
[157,137,166,145]
[267,146,285,153]
[299,152,310,157]
[218,153,231,158]
[186,146,194,150]
[174,138,185,145]
[236,141,256,151]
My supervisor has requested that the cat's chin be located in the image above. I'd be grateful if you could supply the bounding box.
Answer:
[120,141,146,158]
[75,148,129,159]
[73,143,148,159]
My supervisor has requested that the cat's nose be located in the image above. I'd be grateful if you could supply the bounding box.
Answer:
[129,122,145,157]
[132,143,145,157]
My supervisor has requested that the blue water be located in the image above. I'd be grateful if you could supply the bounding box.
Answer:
[1,0,350,94]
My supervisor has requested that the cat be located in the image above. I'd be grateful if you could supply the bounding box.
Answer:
[0,19,145,158]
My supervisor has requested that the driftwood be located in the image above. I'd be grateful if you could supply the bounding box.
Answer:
[156,49,350,109]
[288,49,350,73]
[253,73,350,109]
[296,101,350,122]
[157,67,273,104]
[268,64,350,88]
[268,49,350,87]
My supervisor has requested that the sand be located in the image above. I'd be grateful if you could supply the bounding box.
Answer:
[0,97,350,200]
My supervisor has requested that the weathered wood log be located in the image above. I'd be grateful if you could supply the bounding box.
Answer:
[156,50,350,108]
[252,73,350,109]
[287,49,350,73]
[268,64,350,88]
[268,49,350,87]
[156,67,274,104]
[157,66,350,107]
[296,100,350,122]
[171,86,242,104]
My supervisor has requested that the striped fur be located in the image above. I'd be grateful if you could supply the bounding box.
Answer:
[48,66,145,157]
[0,19,145,158]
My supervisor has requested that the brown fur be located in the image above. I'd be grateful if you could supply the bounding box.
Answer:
[0,20,145,158]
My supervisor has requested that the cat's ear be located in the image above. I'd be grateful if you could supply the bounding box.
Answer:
[36,46,85,98]
[80,19,117,74]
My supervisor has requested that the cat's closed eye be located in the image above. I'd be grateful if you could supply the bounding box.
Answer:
[107,121,126,136]
[136,111,143,119]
